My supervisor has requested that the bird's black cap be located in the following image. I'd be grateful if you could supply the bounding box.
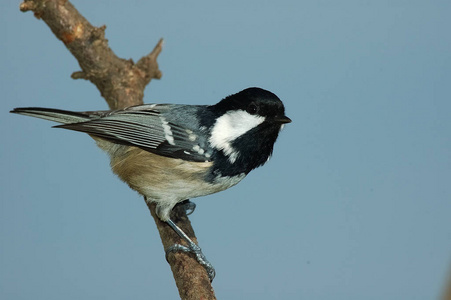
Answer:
[213,87,290,123]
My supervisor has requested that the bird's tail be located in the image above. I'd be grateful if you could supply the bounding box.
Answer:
[10,107,91,124]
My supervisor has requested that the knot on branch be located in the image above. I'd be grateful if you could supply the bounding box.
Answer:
[19,1,36,12]
[20,0,44,19]
[60,23,84,44]
[92,25,106,40]
[71,70,88,80]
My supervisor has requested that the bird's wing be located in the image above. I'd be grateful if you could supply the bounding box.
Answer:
[56,104,211,162]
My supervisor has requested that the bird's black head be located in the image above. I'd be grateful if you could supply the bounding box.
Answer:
[205,87,291,178]
[212,87,290,124]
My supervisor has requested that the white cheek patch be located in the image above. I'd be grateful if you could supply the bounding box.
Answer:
[209,110,265,163]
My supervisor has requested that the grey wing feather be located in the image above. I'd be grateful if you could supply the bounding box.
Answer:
[56,104,211,162]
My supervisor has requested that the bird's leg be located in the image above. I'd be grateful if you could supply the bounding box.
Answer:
[165,218,216,281]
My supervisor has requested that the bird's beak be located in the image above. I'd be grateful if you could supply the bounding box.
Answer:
[274,115,292,124]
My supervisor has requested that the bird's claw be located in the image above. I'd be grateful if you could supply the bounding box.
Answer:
[166,243,216,281]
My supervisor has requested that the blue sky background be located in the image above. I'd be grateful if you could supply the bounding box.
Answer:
[1,1,450,299]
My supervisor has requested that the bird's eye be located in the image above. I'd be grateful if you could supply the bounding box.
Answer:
[246,103,258,115]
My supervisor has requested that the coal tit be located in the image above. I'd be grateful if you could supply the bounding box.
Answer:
[11,87,291,280]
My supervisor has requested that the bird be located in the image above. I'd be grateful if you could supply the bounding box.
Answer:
[10,87,291,281]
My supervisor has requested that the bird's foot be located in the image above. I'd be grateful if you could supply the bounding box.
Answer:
[166,242,216,281]
[165,218,215,281]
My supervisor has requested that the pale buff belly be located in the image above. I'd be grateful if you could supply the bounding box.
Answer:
[94,138,245,220]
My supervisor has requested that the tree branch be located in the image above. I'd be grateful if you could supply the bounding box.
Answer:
[20,0,162,110]
[20,1,216,299]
